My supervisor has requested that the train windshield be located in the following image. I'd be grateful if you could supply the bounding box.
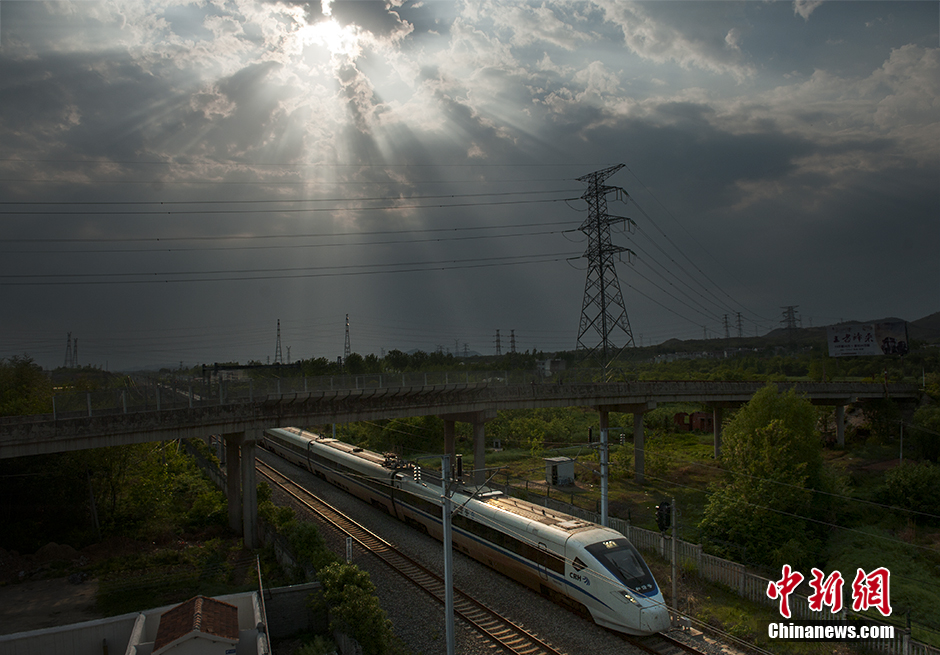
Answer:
[585,538,657,595]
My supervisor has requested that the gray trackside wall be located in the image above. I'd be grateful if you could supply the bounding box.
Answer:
[0,614,140,655]
[263,583,324,639]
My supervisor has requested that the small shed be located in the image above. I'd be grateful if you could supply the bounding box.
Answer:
[544,457,575,487]
[153,595,240,655]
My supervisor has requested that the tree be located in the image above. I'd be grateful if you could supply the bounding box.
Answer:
[699,385,830,570]
[0,356,52,416]
[344,352,365,374]
[909,406,940,462]
[315,562,395,655]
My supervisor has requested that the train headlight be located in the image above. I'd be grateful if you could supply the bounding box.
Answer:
[619,591,640,606]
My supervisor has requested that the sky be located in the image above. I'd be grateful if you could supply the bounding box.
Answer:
[0,0,937,371]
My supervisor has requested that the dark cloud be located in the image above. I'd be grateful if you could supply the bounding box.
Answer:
[0,0,936,369]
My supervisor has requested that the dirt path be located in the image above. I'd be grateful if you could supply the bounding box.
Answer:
[0,577,103,636]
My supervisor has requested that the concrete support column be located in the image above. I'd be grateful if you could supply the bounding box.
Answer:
[444,420,456,464]
[836,405,845,447]
[713,406,724,458]
[599,409,609,526]
[473,421,486,486]
[241,437,259,549]
[441,410,496,487]
[225,433,242,532]
[634,412,645,485]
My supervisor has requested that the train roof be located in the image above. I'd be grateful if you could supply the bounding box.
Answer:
[313,436,390,467]
[469,493,600,535]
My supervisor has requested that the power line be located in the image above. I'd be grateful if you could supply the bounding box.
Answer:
[0,189,580,207]
[622,164,773,324]
[1,219,574,243]
[0,195,579,216]
[0,227,577,254]
[0,251,580,286]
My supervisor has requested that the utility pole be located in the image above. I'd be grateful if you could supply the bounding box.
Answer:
[671,497,678,626]
[441,455,456,655]
[575,164,636,372]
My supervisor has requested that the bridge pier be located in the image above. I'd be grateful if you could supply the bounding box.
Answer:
[713,406,723,458]
[440,410,496,486]
[599,402,656,485]
[836,404,845,447]
[223,430,260,549]
[443,420,456,464]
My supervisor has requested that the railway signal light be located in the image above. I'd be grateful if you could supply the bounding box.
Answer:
[414,465,421,482]
[655,500,671,532]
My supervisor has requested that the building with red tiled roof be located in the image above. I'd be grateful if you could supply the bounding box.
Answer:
[152,596,239,655]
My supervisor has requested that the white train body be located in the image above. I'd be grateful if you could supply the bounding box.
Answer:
[263,427,671,636]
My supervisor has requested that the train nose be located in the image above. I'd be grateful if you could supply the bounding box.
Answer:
[641,604,673,634]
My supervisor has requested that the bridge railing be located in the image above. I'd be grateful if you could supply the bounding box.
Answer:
[2,371,917,424]
[6,369,613,422]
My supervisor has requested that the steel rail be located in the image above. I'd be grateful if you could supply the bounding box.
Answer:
[257,458,566,655]
[624,633,710,655]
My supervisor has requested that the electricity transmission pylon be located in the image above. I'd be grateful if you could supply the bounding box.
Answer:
[274,319,283,364]
[575,164,636,369]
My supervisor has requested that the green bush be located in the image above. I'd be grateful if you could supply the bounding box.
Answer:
[284,520,339,574]
[699,385,830,570]
[883,461,940,522]
[910,406,940,462]
[293,635,336,655]
[313,562,395,655]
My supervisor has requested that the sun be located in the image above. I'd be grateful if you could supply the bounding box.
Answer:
[297,14,362,62]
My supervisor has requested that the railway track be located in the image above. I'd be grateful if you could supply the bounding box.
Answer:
[257,459,567,655]
[625,632,713,655]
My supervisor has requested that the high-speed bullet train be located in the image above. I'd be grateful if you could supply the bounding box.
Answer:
[262,426,671,636]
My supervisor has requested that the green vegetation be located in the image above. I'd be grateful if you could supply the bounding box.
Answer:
[0,440,228,553]
[0,356,52,416]
[95,538,263,616]
[312,563,400,655]
[699,385,832,570]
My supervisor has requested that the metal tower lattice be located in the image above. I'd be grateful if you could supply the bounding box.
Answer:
[781,306,800,341]
[343,314,351,363]
[575,164,636,368]
[494,330,502,356]
[274,319,283,364]
[64,332,73,368]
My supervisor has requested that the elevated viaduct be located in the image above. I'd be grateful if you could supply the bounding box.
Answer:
[0,378,920,546]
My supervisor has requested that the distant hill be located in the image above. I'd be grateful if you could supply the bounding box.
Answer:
[635,311,940,358]
[910,311,940,342]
